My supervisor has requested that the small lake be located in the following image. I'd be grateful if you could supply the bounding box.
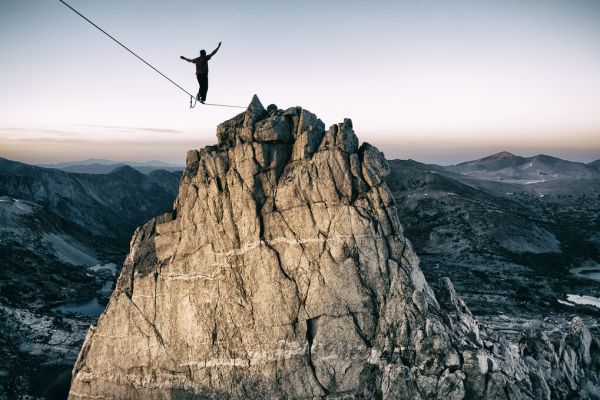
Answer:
[52,297,105,317]
[53,263,119,317]
[559,294,600,310]
[52,278,114,317]
[566,294,600,309]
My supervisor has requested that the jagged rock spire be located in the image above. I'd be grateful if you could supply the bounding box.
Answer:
[69,97,600,399]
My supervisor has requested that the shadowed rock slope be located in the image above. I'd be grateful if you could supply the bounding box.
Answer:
[0,159,181,245]
[69,97,599,399]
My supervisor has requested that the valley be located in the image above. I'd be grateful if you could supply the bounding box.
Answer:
[386,155,600,337]
[0,160,180,399]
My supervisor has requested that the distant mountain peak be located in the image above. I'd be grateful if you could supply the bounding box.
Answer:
[488,151,516,158]
[450,151,526,172]
[108,164,144,177]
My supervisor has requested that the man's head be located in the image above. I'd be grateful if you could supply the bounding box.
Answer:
[200,50,206,56]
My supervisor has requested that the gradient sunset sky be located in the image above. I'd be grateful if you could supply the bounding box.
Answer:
[1,0,599,165]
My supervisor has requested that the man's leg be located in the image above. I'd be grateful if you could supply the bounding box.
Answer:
[200,74,208,102]
[196,74,202,100]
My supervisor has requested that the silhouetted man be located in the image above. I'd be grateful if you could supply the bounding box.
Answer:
[180,42,221,103]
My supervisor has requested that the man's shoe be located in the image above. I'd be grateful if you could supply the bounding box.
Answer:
[201,99,206,104]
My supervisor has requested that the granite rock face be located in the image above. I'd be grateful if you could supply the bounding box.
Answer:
[69,96,599,399]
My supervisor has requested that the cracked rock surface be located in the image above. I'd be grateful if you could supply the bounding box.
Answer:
[69,96,599,399]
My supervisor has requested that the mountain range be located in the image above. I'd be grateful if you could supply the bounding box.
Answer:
[0,158,180,242]
[38,159,184,174]
[445,151,600,181]
[386,158,600,332]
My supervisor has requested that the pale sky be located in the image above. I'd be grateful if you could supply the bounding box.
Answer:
[1,0,599,165]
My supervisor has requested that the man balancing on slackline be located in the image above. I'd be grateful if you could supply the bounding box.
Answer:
[180,42,221,104]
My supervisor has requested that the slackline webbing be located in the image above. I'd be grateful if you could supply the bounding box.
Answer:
[58,0,245,109]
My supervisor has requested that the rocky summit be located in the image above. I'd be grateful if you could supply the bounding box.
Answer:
[69,96,599,399]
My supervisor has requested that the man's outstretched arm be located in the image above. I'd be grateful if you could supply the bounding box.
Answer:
[209,42,222,57]
[180,56,194,62]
